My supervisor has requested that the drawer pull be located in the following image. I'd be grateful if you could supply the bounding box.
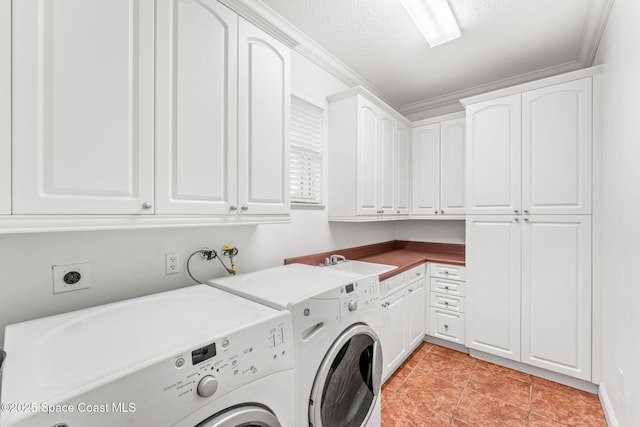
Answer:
[444,286,450,290]
[444,324,449,329]
[444,270,449,275]
[444,301,449,305]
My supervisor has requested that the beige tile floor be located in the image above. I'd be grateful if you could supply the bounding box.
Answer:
[381,342,607,427]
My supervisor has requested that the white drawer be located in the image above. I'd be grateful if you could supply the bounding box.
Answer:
[430,263,466,281]
[430,277,466,297]
[381,273,405,297]
[430,292,465,313]
[406,264,426,284]
[429,308,465,344]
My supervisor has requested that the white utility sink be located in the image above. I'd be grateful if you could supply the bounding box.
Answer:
[325,260,396,276]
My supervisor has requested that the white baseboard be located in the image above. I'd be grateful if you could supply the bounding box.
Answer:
[468,349,598,394]
[598,383,619,427]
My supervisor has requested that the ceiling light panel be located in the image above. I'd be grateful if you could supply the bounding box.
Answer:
[400,0,461,47]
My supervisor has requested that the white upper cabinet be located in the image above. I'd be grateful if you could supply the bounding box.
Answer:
[411,123,440,215]
[522,79,592,214]
[466,78,592,215]
[395,121,411,215]
[157,9,290,217]
[379,110,397,213]
[238,18,290,215]
[466,95,522,215]
[12,0,155,214]
[355,96,380,216]
[328,88,409,219]
[8,0,289,225]
[440,118,466,215]
[411,115,465,217]
[156,0,238,215]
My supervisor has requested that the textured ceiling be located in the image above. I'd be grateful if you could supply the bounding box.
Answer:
[259,0,613,115]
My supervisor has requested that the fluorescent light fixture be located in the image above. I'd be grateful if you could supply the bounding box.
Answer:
[400,0,461,47]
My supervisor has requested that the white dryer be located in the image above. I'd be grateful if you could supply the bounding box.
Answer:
[208,263,384,427]
[0,285,294,427]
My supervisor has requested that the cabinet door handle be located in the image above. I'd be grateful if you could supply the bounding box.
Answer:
[241,205,248,211]
[443,270,449,275]
[229,205,238,211]
[444,324,449,329]
[514,217,520,223]
[514,209,520,214]
[440,210,444,214]
[142,202,152,209]
[444,286,450,290]
[524,209,529,214]
[524,217,529,222]
[444,301,449,305]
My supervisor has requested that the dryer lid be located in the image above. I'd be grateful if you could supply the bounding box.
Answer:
[1,285,284,411]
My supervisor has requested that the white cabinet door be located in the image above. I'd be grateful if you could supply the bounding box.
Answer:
[466,94,521,215]
[356,96,380,216]
[466,215,522,361]
[521,215,592,380]
[407,280,426,350]
[381,290,407,380]
[522,78,592,214]
[238,19,290,215]
[156,0,238,214]
[12,0,154,214]
[411,123,440,215]
[395,121,411,215]
[379,111,396,214]
[440,118,465,215]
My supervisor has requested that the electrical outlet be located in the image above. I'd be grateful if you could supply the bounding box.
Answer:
[618,368,624,395]
[166,253,180,275]
[52,262,91,294]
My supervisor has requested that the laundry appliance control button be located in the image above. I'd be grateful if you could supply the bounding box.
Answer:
[197,375,219,398]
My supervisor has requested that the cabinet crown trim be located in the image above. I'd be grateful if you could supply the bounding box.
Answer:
[460,65,602,106]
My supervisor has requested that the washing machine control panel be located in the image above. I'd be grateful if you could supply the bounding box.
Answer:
[161,314,293,403]
[338,274,380,315]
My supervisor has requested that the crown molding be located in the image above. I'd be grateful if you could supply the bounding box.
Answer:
[225,0,611,118]
[459,65,603,106]
[218,0,300,48]
[576,0,616,66]
[400,60,586,115]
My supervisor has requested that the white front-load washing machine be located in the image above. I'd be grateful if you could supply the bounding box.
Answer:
[208,263,384,427]
[0,285,294,427]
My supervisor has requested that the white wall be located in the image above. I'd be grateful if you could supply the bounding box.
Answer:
[593,0,640,424]
[395,220,465,244]
[0,51,401,345]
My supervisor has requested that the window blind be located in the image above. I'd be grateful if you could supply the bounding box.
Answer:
[290,96,323,204]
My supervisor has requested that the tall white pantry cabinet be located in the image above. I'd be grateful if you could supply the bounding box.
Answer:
[462,74,596,381]
[7,0,289,220]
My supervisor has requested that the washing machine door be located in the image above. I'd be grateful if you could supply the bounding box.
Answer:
[309,323,383,427]
[196,404,281,427]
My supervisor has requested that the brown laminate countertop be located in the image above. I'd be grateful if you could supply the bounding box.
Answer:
[284,240,465,282]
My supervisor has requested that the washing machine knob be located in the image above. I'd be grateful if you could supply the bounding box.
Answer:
[348,300,358,312]
[197,375,219,398]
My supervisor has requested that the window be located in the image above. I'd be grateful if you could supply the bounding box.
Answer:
[290,95,323,204]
